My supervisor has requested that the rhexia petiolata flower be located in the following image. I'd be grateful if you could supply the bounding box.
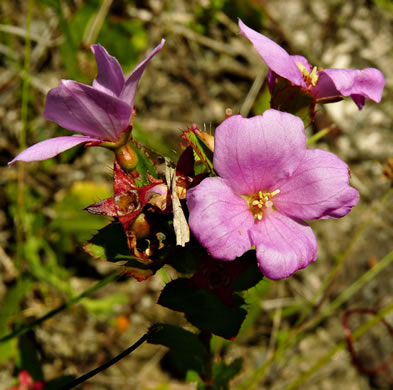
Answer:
[8,40,165,165]
[238,20,384,110]
[186,109,359,280]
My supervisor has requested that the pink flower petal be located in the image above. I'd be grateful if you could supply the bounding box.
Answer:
[273,149,359,220]
[250,210,317,280]
[44,80,132,141]
[314,68,385,108]
[91,44,125,97]
[187,177,254,260]
[238,19,306,88]
[120,39,165,107]
[8,135,98,166]
[213,110,307,195]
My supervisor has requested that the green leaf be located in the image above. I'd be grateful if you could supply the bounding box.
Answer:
[270,78,315,128]
[148,324,210,377]
[18,335,44,381]
[158,279,246,339]
[182,129,215,175]
[83,222,130,261]
[129,139,158,186]
[252,82,271,115]
[83,222,162,281]
[231,252,263,292]
[166,246,200,275]
[211,358,243,390]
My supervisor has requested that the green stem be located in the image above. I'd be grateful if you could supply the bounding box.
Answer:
[306,126,333,146]
[0,271,121,343]
[16,0,33,267]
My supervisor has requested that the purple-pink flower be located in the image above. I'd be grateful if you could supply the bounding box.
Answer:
[9,40,165,166]
[186,109,359,280]
[239,20,384,110]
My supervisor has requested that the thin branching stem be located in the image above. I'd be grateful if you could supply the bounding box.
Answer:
[60,332,150,389]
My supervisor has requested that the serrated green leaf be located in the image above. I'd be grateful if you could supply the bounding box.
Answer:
[83,222,130,261]
[158,279,246,339]
[182,130,215,175]
[148,324,210,377]
[83,222,162,281]
[129,139,158,186]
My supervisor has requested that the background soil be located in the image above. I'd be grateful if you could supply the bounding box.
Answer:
[0,0,393,389]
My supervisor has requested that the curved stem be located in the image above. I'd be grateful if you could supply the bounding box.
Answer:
[60,333,149,389]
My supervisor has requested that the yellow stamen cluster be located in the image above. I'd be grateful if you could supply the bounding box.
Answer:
[297,62,319,88]
[248,189,280,221]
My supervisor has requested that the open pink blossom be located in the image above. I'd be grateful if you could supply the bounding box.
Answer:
[9,40,165,165]
[239,20,384,110]
[186,109,359,280]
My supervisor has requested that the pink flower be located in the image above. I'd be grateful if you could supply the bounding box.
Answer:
[239,20,384,110]
[186,109,359,280]
[9,40,165,165]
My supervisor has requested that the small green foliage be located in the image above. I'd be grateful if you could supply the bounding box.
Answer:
[210,358,243,390]
[129,139,158,186]
[158,279,246,339]
[83,222,164,281]
[270,78,315,128]
[18,335,44,381]
[182,129,215,175]
[252,83,271,116]
[232,252,263,291]
[166,246,200,275]
[148,324,210,377]
[83,222,130,261]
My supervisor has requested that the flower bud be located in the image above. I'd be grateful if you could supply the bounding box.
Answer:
[115,142,139,171]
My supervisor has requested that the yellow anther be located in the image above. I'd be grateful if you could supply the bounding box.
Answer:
[297,62,307,74]
[247,188,280,222]
[309,66,318,86]
[297,61,319,88]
